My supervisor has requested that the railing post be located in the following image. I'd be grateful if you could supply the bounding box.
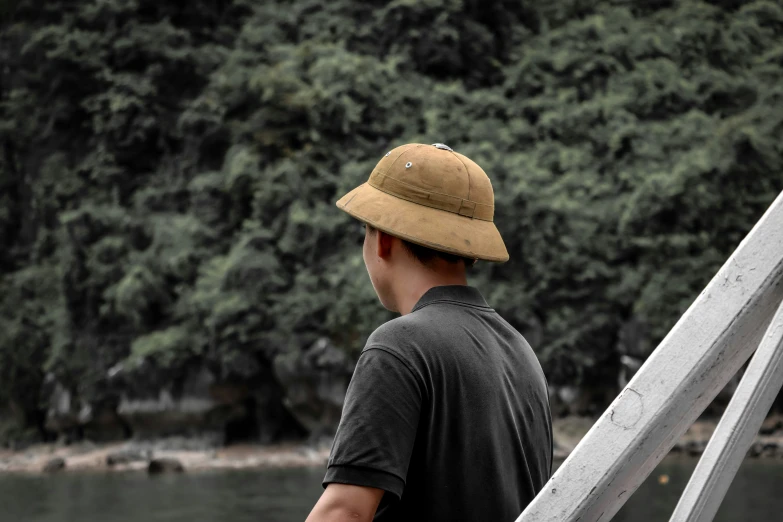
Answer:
[516,191,783,522]
[669,296,783,522]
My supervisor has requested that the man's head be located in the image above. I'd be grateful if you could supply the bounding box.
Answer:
[362,224,475,312]
[336,143,508,313]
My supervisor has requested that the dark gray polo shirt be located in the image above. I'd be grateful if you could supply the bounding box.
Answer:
[324,285,553,522]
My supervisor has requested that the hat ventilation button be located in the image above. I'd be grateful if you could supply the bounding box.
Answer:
[405,162,413,168]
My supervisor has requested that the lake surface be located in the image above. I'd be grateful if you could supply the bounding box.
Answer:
[0,457,781,521]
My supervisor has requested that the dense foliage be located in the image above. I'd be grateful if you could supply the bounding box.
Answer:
[1,0,781,438]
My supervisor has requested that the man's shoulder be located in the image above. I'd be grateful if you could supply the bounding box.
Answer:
[361,312,453,393]
[366,314,421,349]
[363,311,445,362]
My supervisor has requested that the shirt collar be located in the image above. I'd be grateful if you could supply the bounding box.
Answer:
[411,285,490,312]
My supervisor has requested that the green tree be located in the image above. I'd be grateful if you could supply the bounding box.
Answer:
[0,0,781,441]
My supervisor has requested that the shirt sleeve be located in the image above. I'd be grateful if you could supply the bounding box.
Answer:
[323,346,423,500]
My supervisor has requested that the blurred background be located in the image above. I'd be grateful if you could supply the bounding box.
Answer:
[0,0,782,520]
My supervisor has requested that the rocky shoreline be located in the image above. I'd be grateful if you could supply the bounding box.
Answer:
[551,415,783,460]
[2,415,782,474]
[0,439,333,474]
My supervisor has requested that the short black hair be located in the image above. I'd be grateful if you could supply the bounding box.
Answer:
[365,224,476,268]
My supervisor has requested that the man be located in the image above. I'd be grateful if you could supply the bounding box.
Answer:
[306,143,552,522]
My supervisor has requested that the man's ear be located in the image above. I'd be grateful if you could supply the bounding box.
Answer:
[375,229,394,259]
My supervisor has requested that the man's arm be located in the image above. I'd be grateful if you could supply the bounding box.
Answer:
[305,483,385,522]
[311,347,422,520]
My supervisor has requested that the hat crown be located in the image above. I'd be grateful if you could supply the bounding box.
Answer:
[368,143,495,221]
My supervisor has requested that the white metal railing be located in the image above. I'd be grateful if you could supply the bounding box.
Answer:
[517,191,783,522]
[670,297,783,521]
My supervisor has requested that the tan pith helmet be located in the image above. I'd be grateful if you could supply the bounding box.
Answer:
[336,143,509,262]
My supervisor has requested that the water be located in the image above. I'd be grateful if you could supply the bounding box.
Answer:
[0,457,780,521]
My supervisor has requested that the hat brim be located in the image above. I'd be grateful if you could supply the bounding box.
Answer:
[336,183,509,263]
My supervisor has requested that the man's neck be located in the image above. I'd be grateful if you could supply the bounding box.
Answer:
[394,271,468,315]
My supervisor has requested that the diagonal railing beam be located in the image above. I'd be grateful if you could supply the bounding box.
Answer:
[669,296,783,522]
[517,191,783,522]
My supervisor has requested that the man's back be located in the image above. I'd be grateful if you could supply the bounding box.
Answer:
[325,285,553,521]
